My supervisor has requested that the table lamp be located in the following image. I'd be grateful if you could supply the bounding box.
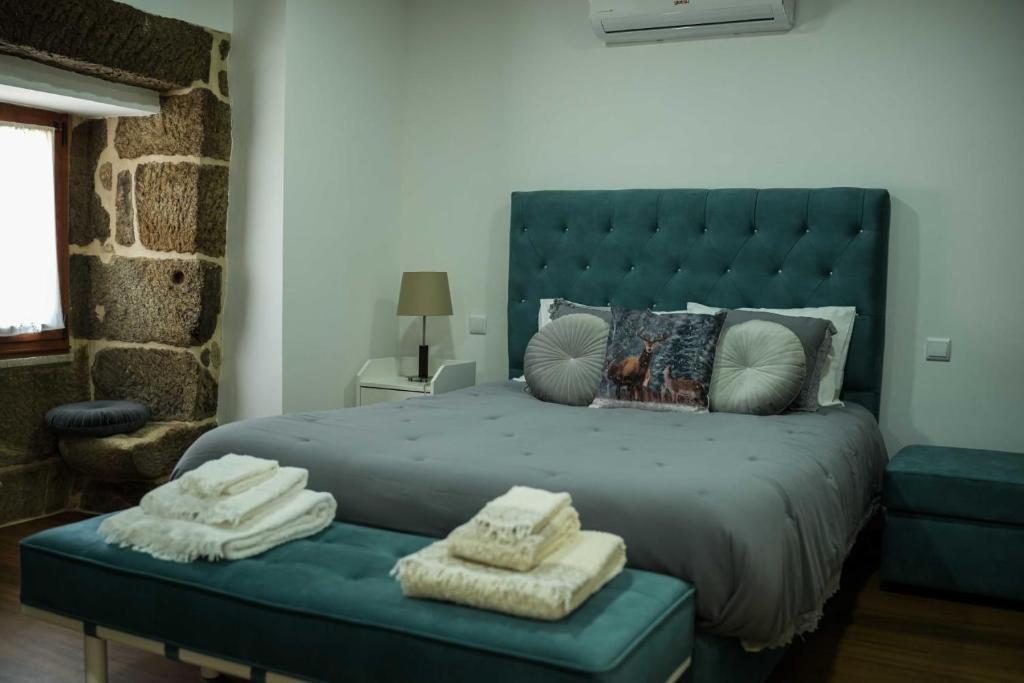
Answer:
[397,271,453,382]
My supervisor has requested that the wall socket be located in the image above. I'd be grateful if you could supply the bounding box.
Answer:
[925,337,951,362]
[468,314,487,335]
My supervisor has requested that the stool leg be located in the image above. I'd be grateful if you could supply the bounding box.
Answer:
[84,635,108,683]
[199,666,219,680]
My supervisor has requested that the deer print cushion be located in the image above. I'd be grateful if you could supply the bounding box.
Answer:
[591,309,725,412]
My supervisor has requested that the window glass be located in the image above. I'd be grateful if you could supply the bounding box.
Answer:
[0,122,64,336]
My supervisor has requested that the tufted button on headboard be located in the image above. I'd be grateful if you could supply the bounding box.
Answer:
[507,188,891,417]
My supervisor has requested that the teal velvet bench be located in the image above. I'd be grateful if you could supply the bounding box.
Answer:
[21,516,694,683]
[882,445,1024,601]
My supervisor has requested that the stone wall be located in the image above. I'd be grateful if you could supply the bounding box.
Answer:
[0,1,231,524]
[0,355,88,523]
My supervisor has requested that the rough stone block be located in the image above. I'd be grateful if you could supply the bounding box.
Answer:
[70,255,221,346]
[0,458,72,526]
[218,70,229,98]
[136,162,228,256]
[0,352,90,466]
[218,38,231,61]
[69,119,110,246]
[44,460,75,515]
[76,478,156,514]
[59,421,214,482]
[116,89,231,161]
[99,162,112,190]
[0,0,212,91]
[199,342,223,370]
[93,348,217,421]
[115,170,135,245]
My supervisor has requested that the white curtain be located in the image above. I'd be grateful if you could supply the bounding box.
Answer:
[0,122,65,336]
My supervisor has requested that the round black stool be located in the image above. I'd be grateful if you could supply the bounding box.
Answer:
[45,400,150,438]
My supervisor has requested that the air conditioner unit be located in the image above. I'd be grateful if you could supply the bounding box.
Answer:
[590,0,796,44]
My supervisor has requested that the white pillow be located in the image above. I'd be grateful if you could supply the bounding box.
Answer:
[688,302,856,407]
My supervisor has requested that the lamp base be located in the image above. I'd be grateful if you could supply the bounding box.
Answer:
[408,343,430,383]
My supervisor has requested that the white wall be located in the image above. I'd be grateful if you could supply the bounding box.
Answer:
[120,0,232,32]
[398,0,1024,453]
[281,0,408,412]
[219,0,286,422]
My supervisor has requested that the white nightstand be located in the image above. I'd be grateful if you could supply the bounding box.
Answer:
[356,357,476,407]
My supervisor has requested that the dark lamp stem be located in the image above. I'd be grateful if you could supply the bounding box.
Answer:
[418,315,429,381]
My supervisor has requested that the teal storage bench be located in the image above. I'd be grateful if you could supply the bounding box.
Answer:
[21,517,694,683]
[882,445,1024,601]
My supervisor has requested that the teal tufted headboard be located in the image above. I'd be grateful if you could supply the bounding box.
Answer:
[507,188,891,417]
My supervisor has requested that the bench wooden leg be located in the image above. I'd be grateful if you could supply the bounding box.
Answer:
[84,635,108,683]
[199,666,220,680]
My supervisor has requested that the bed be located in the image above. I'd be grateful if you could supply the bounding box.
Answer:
[176,187,891,682]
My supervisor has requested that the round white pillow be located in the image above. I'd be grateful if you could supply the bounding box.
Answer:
[710,320,806,416]
[524,313,610,406]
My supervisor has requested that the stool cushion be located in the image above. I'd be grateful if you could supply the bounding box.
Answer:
[21,517,694,683]
[885,445,1024,525]
[45,400,150,437]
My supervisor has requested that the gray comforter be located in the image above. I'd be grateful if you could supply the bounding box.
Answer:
[175,382,887,647]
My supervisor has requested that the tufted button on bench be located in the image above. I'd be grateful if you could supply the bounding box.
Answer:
[22,518,695,683]
[882,445,1024,601]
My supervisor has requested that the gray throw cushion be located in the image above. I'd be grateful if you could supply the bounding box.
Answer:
[720,310,835,411]
[710,320,806,416]
[548,299,613,326]
[524,314,610,406]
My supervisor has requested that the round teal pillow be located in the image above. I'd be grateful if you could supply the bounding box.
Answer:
[710,320,807,415]
[524,314,610,406]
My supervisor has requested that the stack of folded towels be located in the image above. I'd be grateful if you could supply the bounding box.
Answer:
[391,485,626,620]
[99,454,336,563]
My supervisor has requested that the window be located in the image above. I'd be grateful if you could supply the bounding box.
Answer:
[0,103,69,358]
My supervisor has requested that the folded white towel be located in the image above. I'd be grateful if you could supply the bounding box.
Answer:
[448,506,581,571]
[179,454,279,499]
[141,467,308,527]
[470,486,572,543]
[392,530,626,621]
[99,489,337,563]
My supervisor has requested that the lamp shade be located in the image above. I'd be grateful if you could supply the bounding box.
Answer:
[397,272,453,317]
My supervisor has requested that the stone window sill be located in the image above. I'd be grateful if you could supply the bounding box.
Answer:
[0,352,73,370]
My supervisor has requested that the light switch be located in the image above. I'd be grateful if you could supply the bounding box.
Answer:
[925,337,951,362]
[469,314,487,335]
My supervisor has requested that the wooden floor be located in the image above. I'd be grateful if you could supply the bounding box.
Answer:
[768,520,1024,683]
[1,514,1022,682]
